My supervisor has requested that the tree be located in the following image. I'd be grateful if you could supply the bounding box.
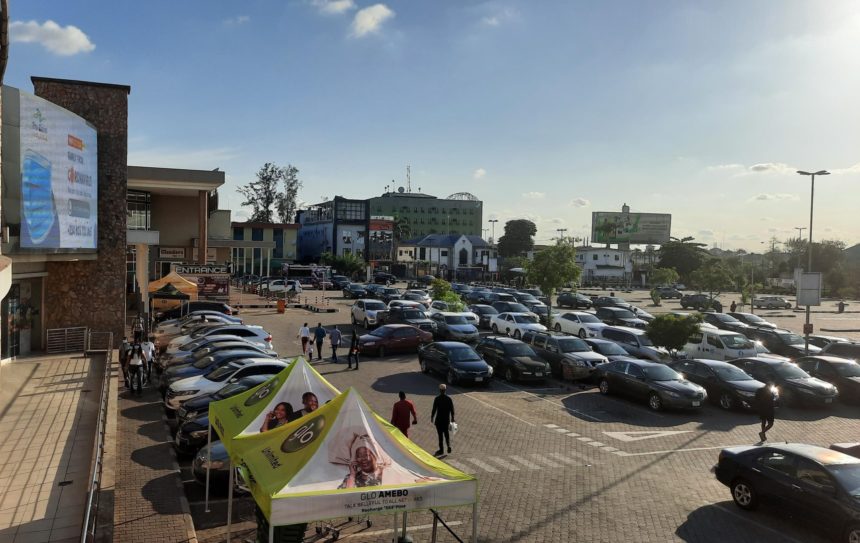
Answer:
[392,215,412,243]
[497,220,536,258]
[646,314,702,357]
[657,238,708,281]
[649,267,679,287]
[525,240,581,328]
[690,260,734,305]
[320,252,364,278]
[237,163,303,223]
[429,278,465,312]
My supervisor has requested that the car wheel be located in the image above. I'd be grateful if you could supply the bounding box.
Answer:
[845,525,860,543]
[420,358,429,374]
[447,370,457,385]
[718,393,734,410]
[378,346,386,358]
[513,329,521,339]
[648,393,663,411]
[363,318,370,329]
[680,303,687,309]
[554,323,562,332]
[505,367,514,382]
[731,478,758,510]
[598,379,610,394]
[578,329,587,339]
[492,324,499,334]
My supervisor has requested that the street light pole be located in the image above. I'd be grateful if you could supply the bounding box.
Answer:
[797,170,830,355]
[488,219,498,245]
[794,226,806,242]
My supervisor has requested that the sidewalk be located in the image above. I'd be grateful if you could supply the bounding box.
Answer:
[0,354,104,543]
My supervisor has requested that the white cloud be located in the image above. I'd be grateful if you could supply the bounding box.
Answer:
[10,20,95,56]
[698,229,715,237]
[522,192,545,199]
[223,15,250,25]
[704,162,797,176]
[569,197,591,208]
[705,163,745,172]
[481,8,517,27]
[472,168,487,180]
[751,193,799,202]
[749,162,794,174]
[350,4,394,38]
[312,0,356,15]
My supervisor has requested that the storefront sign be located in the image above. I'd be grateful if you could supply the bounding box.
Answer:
[159,247,186,259]
[173,263,232,299]
[196,276,230,297]
[173,263,232,275]
[191,247,218,262]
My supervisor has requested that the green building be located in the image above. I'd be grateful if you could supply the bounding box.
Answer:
[367,190,483,239]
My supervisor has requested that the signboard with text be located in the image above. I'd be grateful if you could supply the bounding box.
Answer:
[173,263,232,299]
[592,212,671,244]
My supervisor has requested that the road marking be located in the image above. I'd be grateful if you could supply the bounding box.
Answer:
[548,452,581,466]
[601,446,619,452]
[562,448,597,464]
[487,456,520,471]
[530,454,563,468]
[544,423,559,428]
[462,458,500,473]
[577,437,593,442]
[444,459,474,474]
[712,505,808,543]
[462,393,536,427]
[603,430,692,442]
[565,432,581,437]
[508,455,542,469]
[553,428,569,433]
[612,444,741,457]
[493,381,604,422]
[586,441,606,447]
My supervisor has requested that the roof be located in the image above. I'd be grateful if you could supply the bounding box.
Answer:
[128,165,225,195]
[799,355,858,364]
[32,76,131,94]
[416,234,490,248]
[761,443,860,465]
[232,221,300,230]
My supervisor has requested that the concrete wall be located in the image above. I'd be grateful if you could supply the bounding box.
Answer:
[151,194,198,246]
[209,210,231,240]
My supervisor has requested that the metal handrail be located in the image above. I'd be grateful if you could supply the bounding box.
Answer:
[80,331,113,543]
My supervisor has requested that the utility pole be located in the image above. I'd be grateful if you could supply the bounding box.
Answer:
[406,165,411,193]
[488,219,498,245]
[794,226,806,242]
[556,228,568,242]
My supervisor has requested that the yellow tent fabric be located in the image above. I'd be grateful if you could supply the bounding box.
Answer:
[148,271,198,311]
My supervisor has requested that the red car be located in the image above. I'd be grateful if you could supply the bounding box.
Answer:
[358,324,433,357]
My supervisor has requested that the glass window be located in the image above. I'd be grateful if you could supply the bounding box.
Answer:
[796,459,835,492]
[126,190,151,230]
[252,228,264,241]
[273,229,284,258]
[592,254,598,261]
[707,335,722,348]
[233,227,244,240]
[757,452,796,477]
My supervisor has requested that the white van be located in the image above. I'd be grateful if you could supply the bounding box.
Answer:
[683,329,757,361]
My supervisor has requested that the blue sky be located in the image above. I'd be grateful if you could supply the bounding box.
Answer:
[8,0,860,250]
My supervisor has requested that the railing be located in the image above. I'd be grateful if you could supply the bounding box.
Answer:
[46,327,88,353]
[80,331,113,543]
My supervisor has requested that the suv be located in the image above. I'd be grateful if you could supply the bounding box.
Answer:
[680,294,722,312]
[595,306,647,329]
[373,272,397,285]
[522,331,608,380]
[382,306,436,334]
[701,312,750,334]
[475,336,550,383]
[746,328,823,358]
[600,326,670,362]
[592,296,632,310]
[753,296,792,309]
[556,291,592,309]
[350,299,388,329]
[655,286,682,299]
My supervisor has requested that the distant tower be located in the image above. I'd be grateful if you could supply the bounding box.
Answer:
[407,165,411,193]
[622,203,630,214]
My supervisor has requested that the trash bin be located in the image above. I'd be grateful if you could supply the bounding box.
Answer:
[277,299,286,314]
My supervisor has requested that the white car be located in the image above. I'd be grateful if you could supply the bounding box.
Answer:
[351,299,388,329]
[490,312,547,339]
[165,324,273,354]
[460,310,479,327]
[552,311,607,338]
[165,357,288,410]
[154,315,241,349]
[261,279,302,295]
[753,296,792,309]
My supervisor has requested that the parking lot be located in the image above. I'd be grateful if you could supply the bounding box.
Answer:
[172,285,859,542]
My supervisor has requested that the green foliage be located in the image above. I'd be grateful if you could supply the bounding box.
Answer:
[497,220,537,258]
[320,252,365,278]
[646,314,702,355]
[690,260,734,303]
[650,267,680,287]
[657,239,708,281]
[526,241,582,328]
[237,163,303,223]
[429,279,465,312]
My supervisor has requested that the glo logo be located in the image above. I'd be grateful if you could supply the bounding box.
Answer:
[281,415,326,453]
[244,379,279,407]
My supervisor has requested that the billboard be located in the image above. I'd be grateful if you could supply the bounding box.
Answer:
[173,263,232,299]
[368,217,393,262]
[18,90,98,249]
[591,212,671,244]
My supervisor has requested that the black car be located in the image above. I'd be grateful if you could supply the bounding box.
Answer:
[524,302,550,324]
[655,286,682,299]
[746,328,823,358]
[467,304,499,329]
[595,359,707,411]
[159,340,276,372]
[729,357,838,407]
[727,312,777,330]
[808,335,850,350]
[522,331,608,380]
[669,359,767,411]
[592,296,632,310]
[822,342,860,360]
[583,338,639,363]
[417,342,492,386]
[796,356,860,404]
[373,272,398,285]
[156,301,236,323]
[595,306,647,329]
[714,443,860,543]
[475,336,550,383]
[381,306,436,333]
[343,283,368,299]
[465,288,491,305]
[680,294,722,312]
[331,275,351,289]
[556,291,592,309]
[160,348,275,395]
[176,374,274,425]
[701,312,751,334]
[491,301,532,315]
[377,287,403,304]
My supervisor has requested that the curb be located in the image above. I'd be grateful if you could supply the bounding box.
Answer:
[820,328,860,333]
[160,414,199,543]
[303,305,338,313]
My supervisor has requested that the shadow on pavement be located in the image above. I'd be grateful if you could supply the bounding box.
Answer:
[131,443,177,471]
[675,501,829,543]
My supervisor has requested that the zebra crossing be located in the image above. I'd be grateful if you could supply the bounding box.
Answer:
[443,448,596,476]
[543,423,629,456]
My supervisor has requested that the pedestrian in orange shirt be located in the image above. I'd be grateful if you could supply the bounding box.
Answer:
[390,391,418,438]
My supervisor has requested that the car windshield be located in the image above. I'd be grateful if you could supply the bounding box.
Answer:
[831,464,860,497]
[714,365,753,381]
[192,356,216,369]
[554,338,588,352]
[834,363,860,377]
[508,303,530,312]
[504,344,537,357]
[370,328,393,338]
[192,347,213,360]
[383,288,399,294]
[531,306,548,314]
[609,297,626,303]
[594,342,627,355]
[448,347,482,362]
[402,310,425,320]
[475,307,497,315]
[742,314,765,323]
[723,334,754,349]
[365,302,386,311]
[778,333,805,345]
[774,363,809,379]
[643,366,680,381]
[578,314,601,324]
[513,314,538,324]
[639,335,654,346]
[216,381,251,398]
[445,316,468,325]
[614,309,636,319]
[713,314,738,323]
[206,363,243,382]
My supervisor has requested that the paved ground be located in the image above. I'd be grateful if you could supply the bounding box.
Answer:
[0,354,103,543]
[170,285,859,542]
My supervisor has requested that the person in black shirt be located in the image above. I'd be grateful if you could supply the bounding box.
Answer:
[431,384,455,456]
[755,382,776,443]
[347,331,360,370]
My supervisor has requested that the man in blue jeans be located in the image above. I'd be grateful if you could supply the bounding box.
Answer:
[313,323,327,361]
[329,325,342,362]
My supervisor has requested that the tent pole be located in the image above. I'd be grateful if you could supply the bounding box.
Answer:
[392,513,398,543]
[472,502,478,543]
[401,512,407,537]
[204,420,212,512]
[268,523,274,543]
[431,513,438,543]
[226,466,234,543]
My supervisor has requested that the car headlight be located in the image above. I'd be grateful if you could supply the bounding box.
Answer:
[174,389,200,397]
[190,429,209,439]
[487,366,494,376]
[567,359,587,368]
[183,410,199,420]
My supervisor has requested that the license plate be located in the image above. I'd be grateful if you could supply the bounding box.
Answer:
[474,377,483,382]
[536,372,543,377]
[692,401,701,407]
[825,398,833,404]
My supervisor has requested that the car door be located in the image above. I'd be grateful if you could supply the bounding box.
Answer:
[388,327,411,351]
[624,363,649,399]
[751,450,798,505]
[791,458,844,528]
[707,334,726,360]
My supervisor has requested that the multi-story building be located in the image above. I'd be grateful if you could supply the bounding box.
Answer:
[297,197,369,262]
[575,246,633,286]
[367,190,482,239]
[230,221,299,276]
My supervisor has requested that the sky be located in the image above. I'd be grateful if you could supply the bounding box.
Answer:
[7,0,860,251]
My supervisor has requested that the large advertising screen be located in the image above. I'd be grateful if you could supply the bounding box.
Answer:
[591,212,671,244]
[18,91,98,249]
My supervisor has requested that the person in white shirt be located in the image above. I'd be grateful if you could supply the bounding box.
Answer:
[128,343,145,395]
[297,323,310,355]
[142,336,156,384]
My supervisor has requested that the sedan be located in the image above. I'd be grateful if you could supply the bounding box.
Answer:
[192,440,233,490]
[378,287,403,304]
[467,304,499,329]
[156,338,276,372]
[476,336,550,383]
[358,324,433,357]
[592,296,632,310]
[165,358,288,411]
[701,312,751,334]
[159,348,276,396]
[746,328,823,358]
[670,359,768,411]
[552,311,606,338]
[490,312,548,339]
[431,313,480,343]
[656,286,682,299]
[596,359,707,411]
[522,332,608,380]
[403,290,432,307]
[418,342,493,386]
[714,443,860,543]
[176,374,274,425]
[343,283,368,299]
[796,356,860,404]
[556,291,593,309]
[727,312,777,329]
[584,338,639,363]
[729,357,839,407]
[595,307,647,329]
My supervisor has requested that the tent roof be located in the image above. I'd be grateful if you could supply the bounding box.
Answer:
[148,271,198,293]
[150,283,190,299]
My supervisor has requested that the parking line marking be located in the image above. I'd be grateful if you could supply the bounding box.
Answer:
[566,432,581,437]
[577,437,593,442]
[444,459,475,474]
[530,454,563,468]
[487,456,520,471]
[508,455,542,469]
[462,393,536,427]
[601,446,619,452]
[563,448,598,464]
[553,428,569,433]
[492,381,604,422]
[462,458,500,473]
[586,441,606,447]
[616,444,744,457]
[548,452,580,466]
[544,423,559,428]
[712,505,807,543]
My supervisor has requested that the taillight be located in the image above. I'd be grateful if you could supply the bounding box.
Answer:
[265,335,272,342]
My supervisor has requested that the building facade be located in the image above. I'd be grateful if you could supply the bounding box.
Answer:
[297,197,369,263]
[575,246,633,286]
[367,191,482,239]
[231,221,299,276]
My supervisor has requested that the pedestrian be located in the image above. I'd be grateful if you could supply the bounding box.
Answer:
[297,322,310,355]
[119,336,131,389]
[127,342,145,395]
[305,341,314,362]
[730,300,737,313]
[329,325,343,362]
[142,335,156,384]
[390,391,418,438]
[347,329,360,370]
[431,384,455,456]
[755,382,776,443]
[313,323,326,361]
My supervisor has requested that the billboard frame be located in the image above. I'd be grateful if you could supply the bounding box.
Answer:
[591,211,671,245]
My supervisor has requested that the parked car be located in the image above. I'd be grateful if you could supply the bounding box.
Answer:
[595,359,707,411]
[669,359,768,411]
[556,291,593,309]
[175,374,274,425]
[430,300,451,312]
[727,312,777,330]
[484,292,517,305]
[467,304,499,329]
[159,348,277,396]
[821,341,860,360]
[595,307,647,329]
[373,272,398,285]
[680,293,722,312]
[475,336,550,383]
[808,335,850,350]
[796,356,860,404]
[552,311,606,338]
[342,283,368,299]
[600,326,670,362]
[156,301,236,323]
[584,338,639,363]
[492,301,534,316]
[714,442,860,543]
[753,296,792,309]
[331,275,351,289]
[416,275,435,286]
[417,342,492,386]
[524,302,550,324]
[701,312,751,334]
[592,296,633,310]
[358,324,433,356]
[262,279,302,295]
[164,325,273,355]
[430,312,480,343]
[350,299,388,329]
[631,307,655,322]
[377,287,403,304]
[380,306,436,333]
[521,331,608,380]
[729,357,839,407]
[154,312,243,348]
[156,335,268,371]
[746,328,823,358]
[165,358,289,411]
[465,288,492,305]
[655,286,683,299]
[683,329,758,361]
[402,290,432,307]
[489,312,547,339]
[191,440,233,489]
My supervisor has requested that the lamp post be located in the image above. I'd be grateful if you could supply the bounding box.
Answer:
[796,169,830,355]
[488,219,498,245]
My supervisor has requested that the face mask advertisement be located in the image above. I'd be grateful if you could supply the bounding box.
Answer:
[19,91,98,249]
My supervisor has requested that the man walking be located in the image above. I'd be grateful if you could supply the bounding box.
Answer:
[431,384,455,456]
[329,325,343,362]
[347,329,360,370]
[119,336,131,389]
[756,381,776,443]
[141,335,156,385]
[127,342,145,395]
[313,323,326,361]
[730,300,737,313]
[297,323,310,356]
[391,391,418,438]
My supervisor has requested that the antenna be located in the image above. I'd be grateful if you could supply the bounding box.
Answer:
[407,165,411,193]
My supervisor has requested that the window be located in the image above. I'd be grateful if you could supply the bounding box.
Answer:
[625,364,645,378]
[233,227,244,240]
[707,335,722,349]
[337,201,366,221]
[614,255,620,261]
[757,452,796,476]
[273,228,284,258]
[126,191,151,230]
[688,332,703,344]
[592,254,598,261]
[252,228,264,241]
[795,459,835,492]
[441,250,448,257]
